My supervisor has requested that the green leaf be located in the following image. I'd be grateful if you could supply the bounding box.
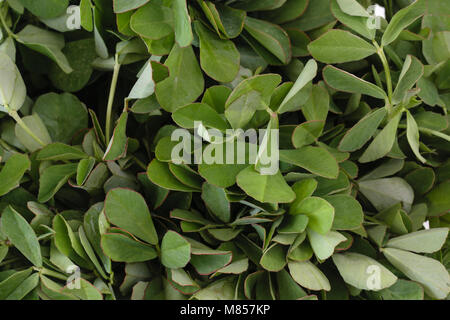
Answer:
[147,159,199,192]
[103,112,128,161]
[261,0,309,24]
[172,0,193,47]
[260,244,287,272]
[392,55,424,104]
[382,0,426,46]
[172,103,229,131]
[236,167,295,203]
[201,182,231,223]
[302,85,329,123]
[18,0,68,19]
[114,0,150,13]
[331,0,375,40]
[308,229,346,260]
[1,206,42,267]
[0,268,33,299]
[289,179,318,214]
[359,177,414,212]
[338,108,387,152]
[425,181,450,217]
[38,163,78,203]
[288,260,331,291]
[406,111,426,164]
[378,279,424,300]
[37,143,88,161]
[49,38,98,93]
[291,121,324,149]
[359,112,402,163]
[323,66,387,99]
[195,21,239,83]
[324,195,364,230]
[278,59,317,113]
[130,2,173,40]
[5,272,39,300]
[33,93,88,144]
[61,278,103,300]
[101,233,157,263]
[161,231,191,269]
[383,247,450,299]
[104,188,158,245]
[16,25,72,74]
[290,197,335,234]
[76,158,96,186]
[332,252,398,291]
[280,147,339,179]
[283,0,335,32]
[386,228,449,253]
[244,16,291,64]
[0,52,26,111]
[155,44,204,112]
[0,153,30,196]
[308,30,376,63]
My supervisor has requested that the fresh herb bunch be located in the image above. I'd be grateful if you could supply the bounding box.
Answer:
[0,0,449,300]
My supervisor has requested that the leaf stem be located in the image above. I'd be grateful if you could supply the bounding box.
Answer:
[39,267,68,281]
[105,53,121,145]
[8,109,46,147]
[373,41,393,110]
[0,4,16,39]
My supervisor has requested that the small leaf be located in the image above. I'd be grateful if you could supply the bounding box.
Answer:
[16,25,72,73]
[323,66,387,99]
[308,229,346,260]
[308,30,376,63]
[0,52,26,111]
[38,163,78,203]
[288,260,331,291]
[195,21,239,83]
[0,153,30,197]
[382,0,426,46]
[278,59,317,113]
[386,228,449,253]
[161,231,191,269]
[104,188,158,245]
[101,233,157,263]
[201,182,231,223]
[332,252,398,291]
[236,167,295,204]
[392,55,424,104]
[359,177,414,212]
[290,197,335,235]
[103,112,128,161]
[359,112,402,163]
[406,111,427,163]
[383,247,450,300]
[37,143,88,161]
[155,44,204,112]
[338,108,387,152]
[260,244,287,272]
[1,206,42,267]
[280,147,339,179]
[172,0,193,47]
[114,0,150,13]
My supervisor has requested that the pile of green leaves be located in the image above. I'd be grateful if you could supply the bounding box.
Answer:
[0,0,449,300]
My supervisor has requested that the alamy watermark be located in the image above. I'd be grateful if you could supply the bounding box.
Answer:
[367,4,386,30]
[66,5,81,30]
[170,121,279,175]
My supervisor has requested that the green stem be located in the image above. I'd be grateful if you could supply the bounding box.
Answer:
[105,54,121,145]
[8,109,46,146]
[0,5,16,39]
[373,41,393,109]
[39,267,68,281]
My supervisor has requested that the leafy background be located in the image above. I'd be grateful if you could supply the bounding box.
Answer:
[0,0,449,300]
